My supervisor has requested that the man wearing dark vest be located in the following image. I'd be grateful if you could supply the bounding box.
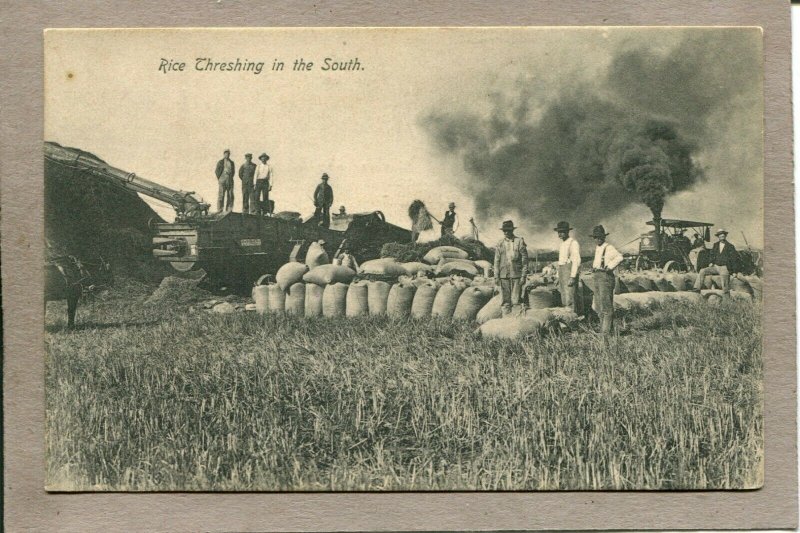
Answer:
[494,220,528,316]
[440,202,459,237]
[215,149,235,212]
[238,153,257,214]
[314,173,334,228]
[692,228,739,293]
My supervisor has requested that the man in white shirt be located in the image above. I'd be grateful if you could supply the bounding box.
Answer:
[254,153,274,215]
[554,221,581,312]
[590,225,624,336]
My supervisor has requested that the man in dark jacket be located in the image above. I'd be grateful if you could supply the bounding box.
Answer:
[215,149,235,212]
[238,153,257,214]
[440,202,459,237]
[313,173,334,228]
[692,228,739,293]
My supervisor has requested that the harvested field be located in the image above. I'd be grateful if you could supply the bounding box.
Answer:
[45,277,763,491]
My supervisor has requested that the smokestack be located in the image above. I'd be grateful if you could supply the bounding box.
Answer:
[652,215,662,250]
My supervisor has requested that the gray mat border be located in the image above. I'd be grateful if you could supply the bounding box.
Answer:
[2,1,796,530]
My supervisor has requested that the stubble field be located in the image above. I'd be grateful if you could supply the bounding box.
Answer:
[45,278,763,491]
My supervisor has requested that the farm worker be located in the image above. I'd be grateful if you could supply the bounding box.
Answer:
[254,153,273,215]
[688,233,706,271]
[692,229,739,294]
[494,220,529,316]
[238,153,257,214]
[215,149,235,212]
[334,241,359,271]
[555,220,581,312]
[440,202,459,237]
[590,225,624,336]
[314,173,334,228]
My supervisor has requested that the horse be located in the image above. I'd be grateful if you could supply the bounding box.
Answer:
[45,255,114,328]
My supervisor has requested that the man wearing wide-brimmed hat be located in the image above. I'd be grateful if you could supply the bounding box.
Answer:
[494,220,528,316]
[590,225,623,336]
[215,149,236,212]
[314,173,334,228]
[439,202,459,237]
[254,153,274,215]
[692,228,739,293]
[555,221,581,312]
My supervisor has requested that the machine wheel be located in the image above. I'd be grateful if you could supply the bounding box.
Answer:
[662,260,680,273]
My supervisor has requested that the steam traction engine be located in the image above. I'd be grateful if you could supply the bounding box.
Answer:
[634,217,714,272]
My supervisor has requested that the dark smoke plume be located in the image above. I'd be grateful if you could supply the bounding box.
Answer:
[421,31,759,235]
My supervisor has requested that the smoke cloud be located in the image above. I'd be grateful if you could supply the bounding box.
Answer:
[421,30,762,244]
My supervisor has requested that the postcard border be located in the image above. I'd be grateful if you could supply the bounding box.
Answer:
[2,0,796,530]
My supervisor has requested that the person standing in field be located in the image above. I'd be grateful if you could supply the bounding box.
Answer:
[254,153,273,215]
[590,225,624,336]
[238,153,257,214]
[215,149,235,212]
[494,220,528,316]
[692,228,739,294]
[314,173,334,228]
[555,221,581,312]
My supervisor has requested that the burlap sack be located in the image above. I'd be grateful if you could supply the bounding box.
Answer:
[303,264,356,286]
[322,283,349,317]
[367,280,391,315]
[285,282,306,316]
[304,283,324,317]
[345,281,369,317]
[387,282,416,319]
[276,262,309,291]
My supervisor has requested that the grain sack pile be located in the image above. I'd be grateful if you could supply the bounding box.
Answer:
[613,291,703,311]
[528,287,556,310]
[474,259,493,277]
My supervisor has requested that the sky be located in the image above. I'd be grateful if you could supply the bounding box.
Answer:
[45,27,763,251]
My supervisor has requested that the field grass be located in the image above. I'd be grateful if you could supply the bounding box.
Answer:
[45,279,763,491]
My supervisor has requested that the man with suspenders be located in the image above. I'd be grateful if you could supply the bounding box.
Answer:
[590,225,624,336]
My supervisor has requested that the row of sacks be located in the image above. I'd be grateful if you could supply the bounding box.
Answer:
[582,271,761,300]
[252,278,498,321]
[611,289,754,311]
[276,256,494,291]
[358,256,493,278]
